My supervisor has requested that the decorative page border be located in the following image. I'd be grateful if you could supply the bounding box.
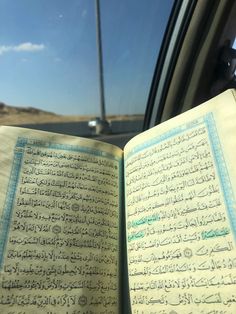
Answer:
[125,113,236,240]
[0,145,25,268]
[204,113,236,241]
[0,138,122,268]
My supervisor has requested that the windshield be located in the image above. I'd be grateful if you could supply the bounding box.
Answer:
[0,0,174,137]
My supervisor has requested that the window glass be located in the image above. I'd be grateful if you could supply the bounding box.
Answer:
[0,0,174,136]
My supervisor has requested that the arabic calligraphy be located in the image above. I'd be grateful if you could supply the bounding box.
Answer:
[125,120,236,313]
[0,139,121,313]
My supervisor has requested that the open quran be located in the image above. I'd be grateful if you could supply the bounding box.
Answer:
[0,89,236,313]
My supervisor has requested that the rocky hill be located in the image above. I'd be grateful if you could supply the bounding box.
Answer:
[0,102,73,125]
[0,102,55,116]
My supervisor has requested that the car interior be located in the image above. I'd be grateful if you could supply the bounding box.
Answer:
[98,0,236,148]
[0,1,235,313]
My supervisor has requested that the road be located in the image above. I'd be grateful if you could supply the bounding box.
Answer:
[16,119,144,148]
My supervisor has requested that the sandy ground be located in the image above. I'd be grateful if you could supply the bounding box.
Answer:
[0,102,143,127]
[0,112,144,125]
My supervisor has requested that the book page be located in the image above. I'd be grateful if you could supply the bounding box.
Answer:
[124,90,236,313]
[0,126,123,314]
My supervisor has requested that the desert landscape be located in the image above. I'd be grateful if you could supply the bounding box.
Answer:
[0,102,144,141]
[0,102,143,125]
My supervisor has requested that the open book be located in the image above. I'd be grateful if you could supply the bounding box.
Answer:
[0,89,236,313]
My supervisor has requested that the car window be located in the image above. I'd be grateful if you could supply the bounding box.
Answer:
[0,0,174,137]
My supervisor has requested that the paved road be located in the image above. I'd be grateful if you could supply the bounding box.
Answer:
[16,119,143,148]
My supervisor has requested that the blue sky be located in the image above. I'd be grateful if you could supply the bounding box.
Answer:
[0,0,173,115]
